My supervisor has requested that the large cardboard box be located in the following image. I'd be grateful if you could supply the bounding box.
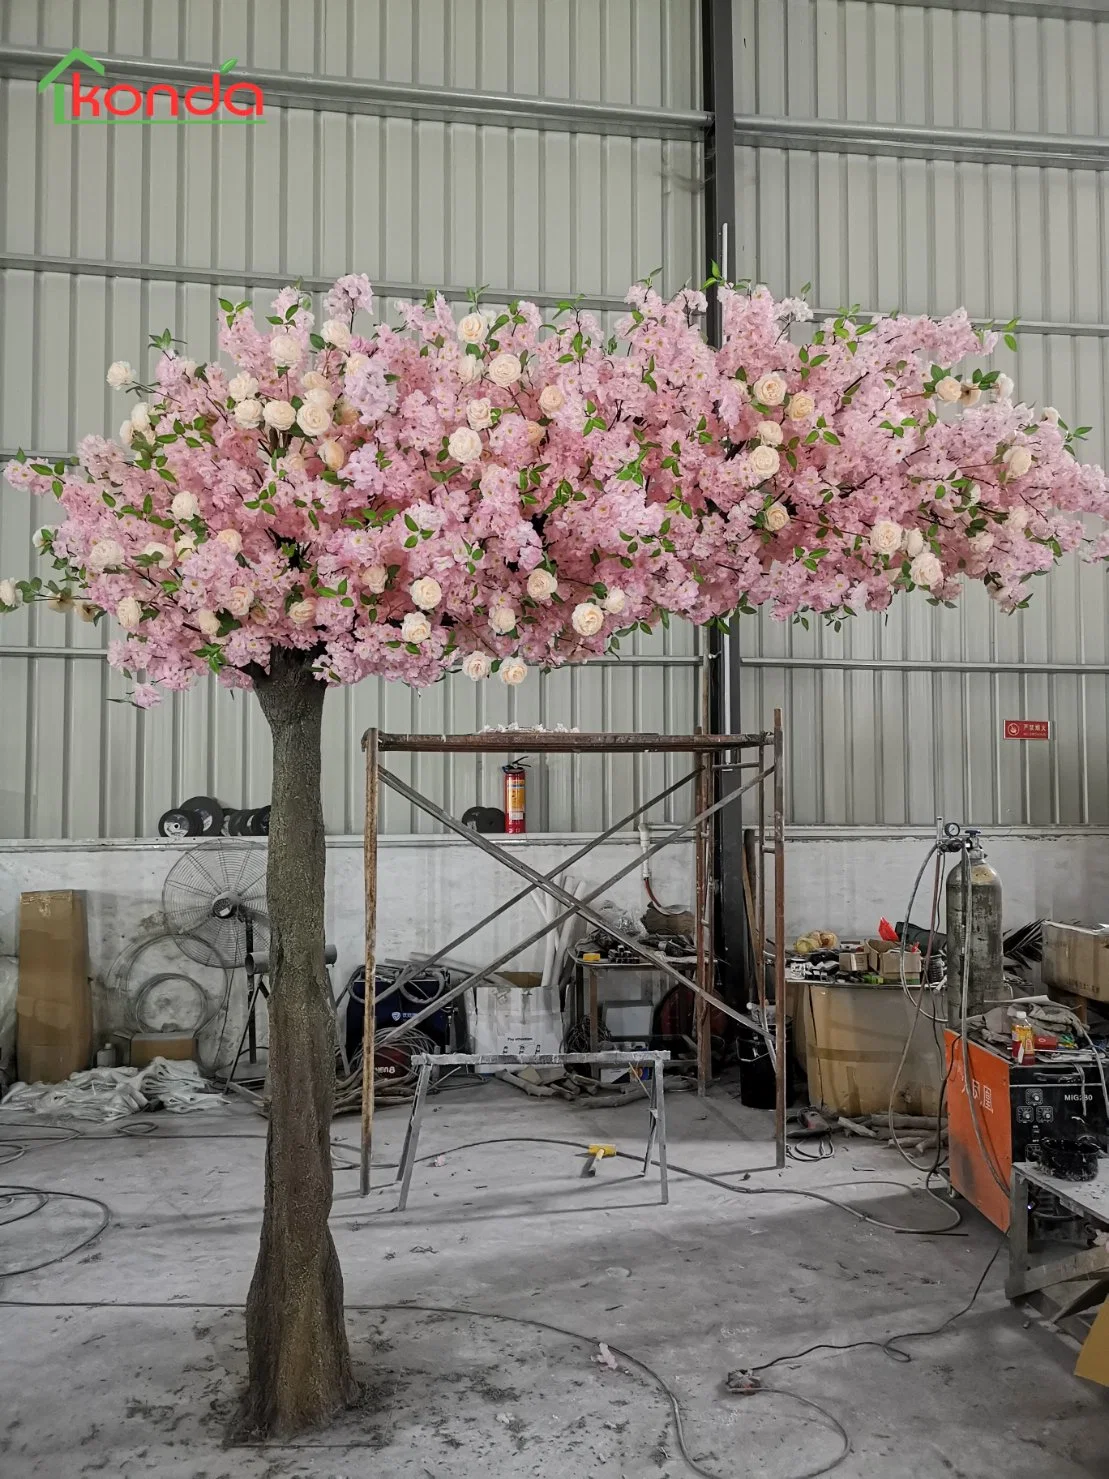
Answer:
[16,890,92,1083]
[1042,922,1109,1005]
[805,980,943,1117]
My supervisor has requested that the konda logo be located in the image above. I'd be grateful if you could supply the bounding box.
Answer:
[39,49,265,125]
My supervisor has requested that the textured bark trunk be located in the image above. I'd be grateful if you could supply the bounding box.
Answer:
[235,650,356,1438]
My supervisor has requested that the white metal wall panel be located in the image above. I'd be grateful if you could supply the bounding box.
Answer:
[730,0,1109,828]
[0,2,704,839]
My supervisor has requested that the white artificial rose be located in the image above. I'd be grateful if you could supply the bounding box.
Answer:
[300,371,326,393]
[171,491,199,521]
[764,502,790,533]
[119,419,135,446]
[994,374,1015,401]
[297,402,332,437]
[334,397,360,426]
[965,483,981,505]
[282,451,306,476]
[526,569,558,601]
[319,439,346,472]
[904,528,925,558]
[410,576,443,610]
[935,376,962,404]
[971,530,995,555]
[1003,445,1033,477]
[1041,406,1060,427]
[0,578,21,609]
[263,399,297,431]
[602,587,627,614]
[910,551,943,588]
[571,601,605,637]
[216,528,243,555]
[288,598,317,626]
[462,651,491,680]
[142,541,172,567]
[106,360,133,390]
[130,402,151,430]
[1007,505,1030,532]
[960,383,982,406]
[196,609,220,638]
[869,519,903,556]
[226,587,253,618]
[175,536,197,559]
[234,398,263,428]
[362,565,388,594]
[401,610,432,644]
[467,398,494,430]
[488,352,523,388]
[457,355,483,385]
[525,420,545,446]
[304,386,335,409]
[752,372,787,406]
[538,384,565,416]
[89,539,124,571]
[448,426,483,464]
[750,444,780,480]
[499,658,527,686]
[786,392,815,421]
[757,420,784,447]
[180,358,197,377]
[32,527,53,553]
[228,372,259,401]
[116,596,142,629]
[344,353,370,377]
[489,603,517,635]
[321,318,352,349]
[457,313,487,345]
[269,333,302,365]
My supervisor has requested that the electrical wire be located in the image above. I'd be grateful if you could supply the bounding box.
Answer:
[955,847,1011,1198]
[0,1186,111,1276]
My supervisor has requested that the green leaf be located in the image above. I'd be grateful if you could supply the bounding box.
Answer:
[1004,333,1018,352]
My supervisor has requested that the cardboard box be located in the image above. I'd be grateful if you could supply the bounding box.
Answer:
[867,939,922,981]
[805,981,943,1117]
[120,1032,198,1069]
[1042,922,1109,1005]
[16,890,91,1084]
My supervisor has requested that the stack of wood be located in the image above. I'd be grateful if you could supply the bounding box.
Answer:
[838,1110,948,1155]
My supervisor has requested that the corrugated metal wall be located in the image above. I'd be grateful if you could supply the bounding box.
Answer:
[0,0,704,838]
[729,0,1109,828]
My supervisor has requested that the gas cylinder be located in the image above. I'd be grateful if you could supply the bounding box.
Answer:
[502,758,527,834]
[945,829,1003,1027]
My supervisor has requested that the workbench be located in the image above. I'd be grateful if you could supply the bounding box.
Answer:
[1007,1160,1109,1342]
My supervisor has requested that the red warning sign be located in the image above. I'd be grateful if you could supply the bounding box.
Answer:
[1004,719,1050,741]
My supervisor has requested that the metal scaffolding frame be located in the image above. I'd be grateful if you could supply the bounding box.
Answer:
[358,719,786,1195]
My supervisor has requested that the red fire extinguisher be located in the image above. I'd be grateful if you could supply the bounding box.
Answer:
[502,757,528,834]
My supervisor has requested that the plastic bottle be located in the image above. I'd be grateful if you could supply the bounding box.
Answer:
[1010,1011,1035,1064]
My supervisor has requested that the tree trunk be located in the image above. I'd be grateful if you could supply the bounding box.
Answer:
[235,649,357,1437]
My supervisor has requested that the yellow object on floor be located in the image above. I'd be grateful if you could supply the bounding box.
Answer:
[1075,1298,1109,1386]
[581,1143,616,1177]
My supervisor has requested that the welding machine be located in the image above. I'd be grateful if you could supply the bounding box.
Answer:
[944,1031,1109,1230]
[344,963,461,1066]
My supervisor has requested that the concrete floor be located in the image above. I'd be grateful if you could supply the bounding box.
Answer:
[1,1080,1107,1479]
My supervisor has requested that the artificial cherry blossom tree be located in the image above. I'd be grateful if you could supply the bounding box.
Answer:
[4,273,1108,1434]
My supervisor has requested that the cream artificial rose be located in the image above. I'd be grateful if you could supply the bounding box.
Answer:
[47,594,73,614]
[171,491,199,522]
[0,579,21,609]
[764,503,790,533]
[288,598,317,626]
[362,565,388,594]
[263,399,297,431]
[538,384,565,416]
[226,587,253,618]
[448,426,483,464]
[319,439,346,472]
[269,333,302,365]
[334,397,360,426]
[234,399,262,429]
[602,587,627,614]
[297,402,332,437]
[106,361,133,390]
[175,536,197,559]
[410,576,443,610]
[525,420,545,445]
[457,313,487,344]
[282,451,306,475]
[1041,406,1060,426]
[1007,505,1030,532]
[488,352,522,387]
[910,551,943,587]
[119,420,134,446]
[1003,446,1033,477]
[228,373,259,401]
[321,318,352,349]
[301,371,329,392]
[216,529,243,555]
[869,520,903,556]
[995,374,1015,401]
[499,658,528,686]
[116,596,142,629]
[752,373,787,406]
[457,355,483,385]
[489,603,517,635]
[750,445,780,480]
[757,420,784,447]
[77,602,98,624]
[344,353,370,377]
[571,601,605,637]
[141,542,172,567]
[32,527,52,553]
[467,398,494,430]
[904,529,925,558]
[180,359,197,378]
[89,539,124,571]
[960,383,981,406]
[462,651,491,680]
[401,610,432,644]
[196,609,220,638]
[130,402,151,430]
[786,392,815,421]
[526,569,558,601]
[971,531,995,555]
[935,376,962,404]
